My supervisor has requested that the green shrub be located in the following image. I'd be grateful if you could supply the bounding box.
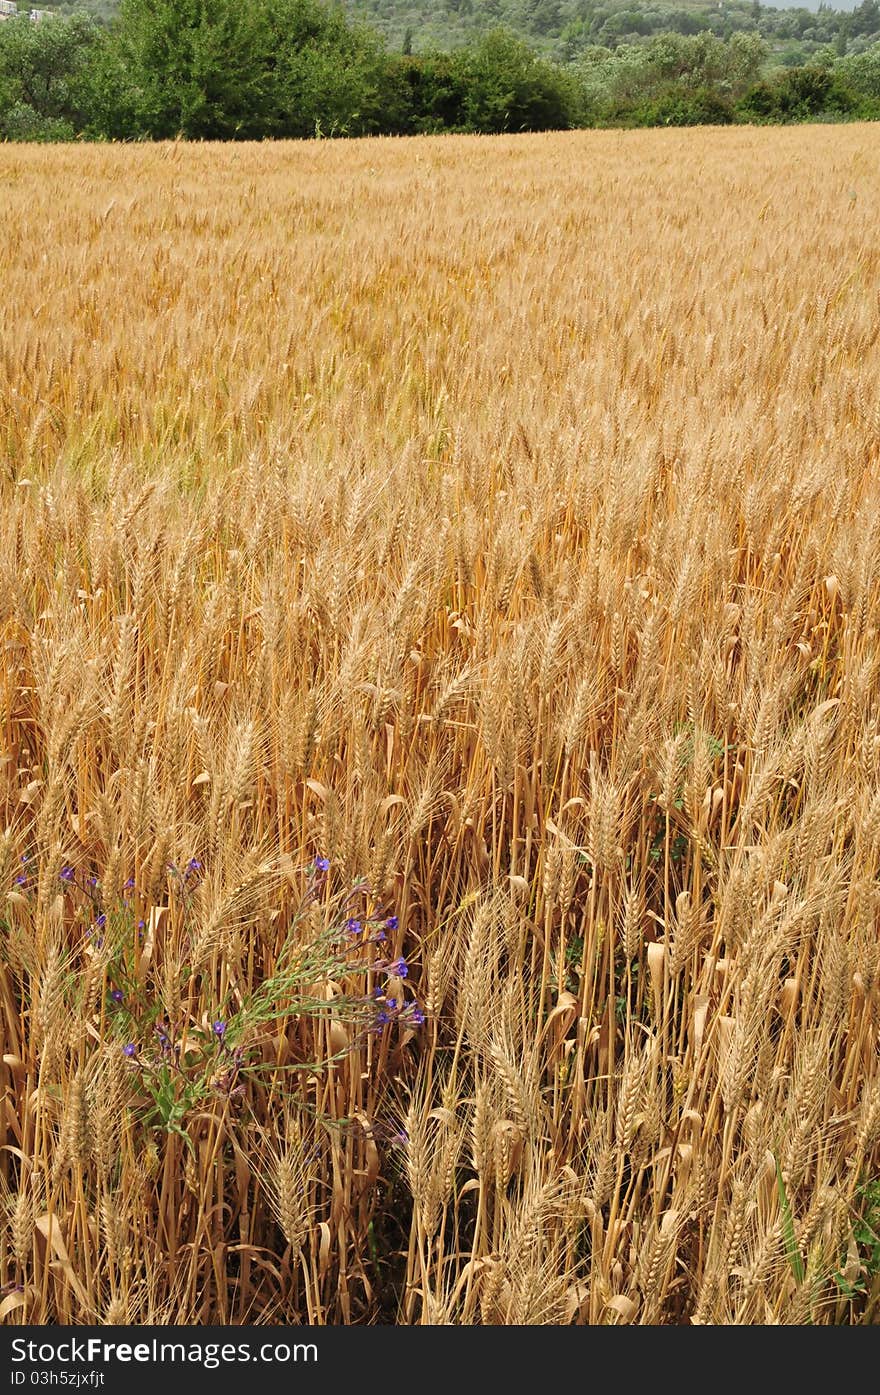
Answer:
[452,28,579,133]
[836,39,880,98]
[738,65,861,122]
[635,83,735,125]
[0,12,96,140]
[389,52,470,134]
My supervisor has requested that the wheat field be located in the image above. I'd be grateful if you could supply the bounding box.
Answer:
[1,126,879,1327]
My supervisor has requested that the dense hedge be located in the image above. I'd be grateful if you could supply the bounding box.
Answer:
[1,2,879,141]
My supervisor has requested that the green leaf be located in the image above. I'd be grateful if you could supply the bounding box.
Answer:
[775,1153,806,1285]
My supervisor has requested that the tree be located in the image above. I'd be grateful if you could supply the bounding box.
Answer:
[0,12,98,140]
[261,0,400,138]
[390,50,470,133]
[838,38,880,97]
[454,28,577,132]
[104,0,273,139]
[850,0,880,38]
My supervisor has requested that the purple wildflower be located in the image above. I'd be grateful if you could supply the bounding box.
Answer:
[385,915,399,931]
[94,913,107,929]
[123,877,135,891]
[345,917,363,935]
[122,1043,137,1058]
[14,873,27,887]
[60,866,75,882]
[314,855,330,872]
[110,989,124,1004]
[407,1004,426,1026]
[389,958,408,978]
[386,998,398,1011]
[212,1020,226,1037]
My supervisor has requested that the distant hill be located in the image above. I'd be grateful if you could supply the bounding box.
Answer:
[342,0,880,61]
[14,0,116,17]
[21,0,880,62]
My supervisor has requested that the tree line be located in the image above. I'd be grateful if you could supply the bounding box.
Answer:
[1,0,879,141]
[345,0,880,69]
